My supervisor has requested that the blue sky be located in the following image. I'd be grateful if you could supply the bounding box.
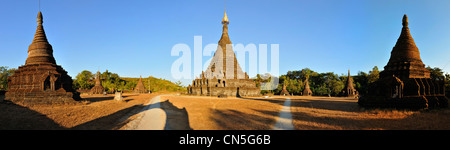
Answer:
[1,0,449,86]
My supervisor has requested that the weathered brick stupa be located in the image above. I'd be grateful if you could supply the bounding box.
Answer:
[90,71,105,94]
[302,78,312,96]
[133,76,147,94]
[358,15,448,109]
[5,11,81,104]
[279,84,290,96]
[341,70,358,98]
[186,10,260,97]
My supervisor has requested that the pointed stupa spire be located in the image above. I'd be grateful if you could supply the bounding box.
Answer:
[346,70,354,89]
[302,78,312,96]
[382,14,430,79]
[219,10,231,47]
[133,75,147,93]
[91,70,105,94]
[222,10,229,25]
[33,11,49,44]
[222,0,229,25]
[402,14,408,27]
[387,14,422,65]
[95,70,102,86]
[25,11,56,65]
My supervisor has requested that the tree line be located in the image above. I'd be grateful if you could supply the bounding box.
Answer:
[0,66,449,97]
[73,70,185,93]
[0,67,185,93]
[254,66,450,97]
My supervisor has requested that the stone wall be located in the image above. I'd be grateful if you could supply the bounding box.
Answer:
[5,64,81,104]
[188,78,260,97]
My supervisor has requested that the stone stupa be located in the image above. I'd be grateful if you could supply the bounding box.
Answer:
[358,15,448,109]
[341,70,358,98]
[186,9,260,97]
[279,84,290,96]
[5,11,81,104]
[302,78,312,96]
[90,71,105,94]
[133,76,147,94]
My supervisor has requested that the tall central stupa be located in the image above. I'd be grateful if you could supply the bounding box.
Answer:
[187,9,260,97]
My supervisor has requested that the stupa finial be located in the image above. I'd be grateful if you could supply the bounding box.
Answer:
[37,11,43,25]
[402,14,408,27]
[222,0,229,25]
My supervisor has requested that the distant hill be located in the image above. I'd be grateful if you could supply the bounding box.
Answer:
[120,76,186,93]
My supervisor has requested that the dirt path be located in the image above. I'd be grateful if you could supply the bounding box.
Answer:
[273,97,295,130]
[123,95,298,130]
[124,95,167,130]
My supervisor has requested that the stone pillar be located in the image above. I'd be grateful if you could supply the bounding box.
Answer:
[114,91,124,102]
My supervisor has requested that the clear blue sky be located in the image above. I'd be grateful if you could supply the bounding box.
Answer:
[1,0,450,86]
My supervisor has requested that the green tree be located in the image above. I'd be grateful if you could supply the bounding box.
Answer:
[255,73,276,95]
[354,71,369,95]
[426,66,445,80]
[446,73,450,97]
[74,70,94,90]
[101,70,126,92]
[0,66,16,90]
[368,66,380,83]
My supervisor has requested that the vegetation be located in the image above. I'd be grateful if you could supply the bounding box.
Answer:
[72,70,185,93]
[121,77,186,92]
[1,65,448,96]
[0,66,16,90]
[446,73,450,97]
[260,66,449,97]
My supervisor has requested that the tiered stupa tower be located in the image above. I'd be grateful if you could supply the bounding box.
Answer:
[358,15,448,109]
[302,78,312,96]
[187,9,260,97]
[5,11,81,104]
[342,70,358,98]
[279,84,290,96]
[90,71,105,94]
[133,76,147,93]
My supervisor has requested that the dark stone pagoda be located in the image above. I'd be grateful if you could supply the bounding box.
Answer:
[5,11,81,104]
[358,15,448,109]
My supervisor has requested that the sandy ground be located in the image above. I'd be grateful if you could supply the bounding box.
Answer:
[0,93,158,130]
[158,95,285,130]
[147,95,450,130]
[290,96,450,130]
[2,93,449,130]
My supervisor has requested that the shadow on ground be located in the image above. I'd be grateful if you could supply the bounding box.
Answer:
[0,101,64,130]
[0,99,147,130]
[82,94,137,103]
[238,97,286,106]
[72,104,145,130]
[211,108,280,130]
[159,100,192,130]
[289,97,450,130]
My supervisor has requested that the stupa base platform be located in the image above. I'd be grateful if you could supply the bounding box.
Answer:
[5,90,81,105]
[189,87,260,97]
[358,95,448,110]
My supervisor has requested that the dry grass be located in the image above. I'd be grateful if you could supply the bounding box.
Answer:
[161,95,284,130]
[290,96,450,130]
[0,93,157,130]
[2,93,448,130]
